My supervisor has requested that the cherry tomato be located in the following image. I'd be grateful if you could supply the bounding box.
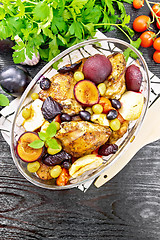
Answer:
[153,51,160,63]
[151,4,160,17]
[153,38,160,51]
[133,15,150,32]
[156,21,160,29]
[133,0,144,9]
[140,31,156,48]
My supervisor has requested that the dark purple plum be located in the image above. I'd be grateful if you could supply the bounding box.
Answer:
[98,143,118,156]
[0,65,31,97]
[125,64,142,92]
[82,54,112,84]
[43,151,72,166]
[58,61,82,73]
[41,97,62,122]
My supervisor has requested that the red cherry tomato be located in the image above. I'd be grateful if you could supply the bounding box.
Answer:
[152,4,160,17]
[153,51,160,63]
[133,15,151,32]
[156,21,160,29]
[133,0,144,9]
[153,38,160,51]
[140,31,156,48]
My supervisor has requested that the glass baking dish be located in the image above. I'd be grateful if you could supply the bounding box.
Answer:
[10,38,150,190]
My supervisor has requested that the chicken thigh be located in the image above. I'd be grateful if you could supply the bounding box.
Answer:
[104,53,126,99]
[39,72,83,115]
[56,121,112,157]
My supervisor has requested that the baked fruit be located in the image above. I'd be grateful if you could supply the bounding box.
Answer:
[74,80,100,107]
[16,132,43,162]
[119,91,144,120]
[125,64,142,92]
[82,54,112,84]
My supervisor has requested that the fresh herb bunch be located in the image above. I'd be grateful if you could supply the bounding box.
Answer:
[0,0,135,64]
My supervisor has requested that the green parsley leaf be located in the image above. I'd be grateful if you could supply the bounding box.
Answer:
[48,37,60,61]
[0,0,135,64]
[69,22,83,39]
[33,2,50,21]
[0,6,5,20]
[28,140,44,149]
[117,2,126,19]
[105,0,115,15]
[123,38,142,62]
[15,0,25,17]
[0,94,9,106]
[71,0,89,14]
[62,9,72,21]
[12,41,26,63]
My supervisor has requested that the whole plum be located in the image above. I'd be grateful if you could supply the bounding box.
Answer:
[0,65,31,97]
[125,65,142,92]
[82,54,112,84]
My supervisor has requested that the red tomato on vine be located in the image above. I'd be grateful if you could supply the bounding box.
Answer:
[153,51,160,63]
[152,4,160,17]
[156,21,160,29]
[133,0,144,9]
[133,15,151,32]
[140,31,156,48]
[153,38,160,51]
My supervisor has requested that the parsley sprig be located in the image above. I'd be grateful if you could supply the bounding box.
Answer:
[0,0,135,64]
[28,121,60,149]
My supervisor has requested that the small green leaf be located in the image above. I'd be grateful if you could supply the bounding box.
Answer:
[46,138,60,149]
[28,140,44,149]
[0,94,9,106]
[122,15,130,25]
[33,2,50,21]
[123,38,142,62]
[38,132,48,141]
[130,38,142,49]
[105,0,115,15]
[0,6,5,20]
[46,121,57,138]
[117,2,126,19]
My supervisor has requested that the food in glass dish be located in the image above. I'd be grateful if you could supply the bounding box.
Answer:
[16,52,144,186]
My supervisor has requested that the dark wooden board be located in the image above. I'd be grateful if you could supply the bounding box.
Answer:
[0,2,160,240]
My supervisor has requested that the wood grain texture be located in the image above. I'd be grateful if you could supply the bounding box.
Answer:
[0,2,160,240]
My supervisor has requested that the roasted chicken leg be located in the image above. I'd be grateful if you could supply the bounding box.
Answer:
[56,121,112,157]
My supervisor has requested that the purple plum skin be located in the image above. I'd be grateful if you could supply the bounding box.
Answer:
[82,54,112,84]
[125,65,142,92]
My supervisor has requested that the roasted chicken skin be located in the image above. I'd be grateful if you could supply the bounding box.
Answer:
[104,53,126,99]
[56,121,112,157]
[39,72,83,115]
